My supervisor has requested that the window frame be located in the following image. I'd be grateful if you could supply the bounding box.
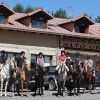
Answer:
[32,18,45,29]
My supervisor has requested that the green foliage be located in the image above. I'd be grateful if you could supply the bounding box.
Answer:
[24,6,35,13]
[54,8,68,19]
[13,3,24,13]
[95,16,100,23]
[24,6,42,13]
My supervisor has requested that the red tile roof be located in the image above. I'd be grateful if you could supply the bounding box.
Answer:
[0,4,99,39]
[49,15,95,26]
[0,3,15,14]
[15,9,54,21]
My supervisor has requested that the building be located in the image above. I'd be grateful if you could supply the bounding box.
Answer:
[0,3,100,69]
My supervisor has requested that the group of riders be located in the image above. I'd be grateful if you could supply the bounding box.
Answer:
[57,50,95,77]
[0,50,96,96]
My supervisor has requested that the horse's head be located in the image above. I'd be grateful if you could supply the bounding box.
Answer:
[58,64,66,73]
[23,58,30,71]
[9,58,16,70]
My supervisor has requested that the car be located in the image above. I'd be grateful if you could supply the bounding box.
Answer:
[28,65,57,91]
[44,66,57,90]
[95,71,100,87]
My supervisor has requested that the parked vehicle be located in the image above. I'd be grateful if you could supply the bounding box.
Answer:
[28,65,57,91]
[44,66,57,90]
[95,71,100,87]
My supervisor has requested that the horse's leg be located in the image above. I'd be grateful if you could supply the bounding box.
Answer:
[38,80,41,95]
[57,80,60,95]
[16,82,21,96]
[26,81,29,96]
[62,80,66,96]
[41,79,44,95]
[77,80,80,95]
[5,79,9,96]
[89,77,92,94]
[13,82,16,96]
[21,80,24,96]
[0,79,3,96]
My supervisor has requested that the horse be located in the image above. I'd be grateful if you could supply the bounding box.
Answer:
[34,64,45,95]
[19,57,30,96]
[72,61,83,95]
[8,57,20,96]
[65,59,74,94]
[57,63,68,96]
[0,61,11,96]
[82,64,96,94]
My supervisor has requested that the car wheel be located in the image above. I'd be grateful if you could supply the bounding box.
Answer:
[49,80,56,90]
[44,86,49,90]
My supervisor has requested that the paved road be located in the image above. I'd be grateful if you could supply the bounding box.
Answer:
[0,88,100,100]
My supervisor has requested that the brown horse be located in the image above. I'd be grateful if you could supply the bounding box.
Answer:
[82,65,95,93]
[72,61,83,95]
[19,58,30,96]
[34,65,45,95]
[9,57,19,96]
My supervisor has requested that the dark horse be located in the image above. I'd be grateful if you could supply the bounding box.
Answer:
[34,65,45,95]
[66,60,74,94]
[72,61,82,95]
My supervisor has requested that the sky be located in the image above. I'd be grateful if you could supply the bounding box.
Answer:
[0,0,100,19]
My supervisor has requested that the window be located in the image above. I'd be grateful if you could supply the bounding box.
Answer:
[7,52,20,60]
[32,19,45,28]
[44,56,51,66]
[75,25,87,33]
[31,55,37,68]
[0,15,6,24]
[75,26,80,32]
[31,54,52,67]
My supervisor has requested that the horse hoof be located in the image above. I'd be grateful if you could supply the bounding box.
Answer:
[76,93,80,96]
[21,94,23,96]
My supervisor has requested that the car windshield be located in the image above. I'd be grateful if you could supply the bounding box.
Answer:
[45,66,56,73]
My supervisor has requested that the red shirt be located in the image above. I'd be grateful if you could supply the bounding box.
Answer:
[58,55,67,63]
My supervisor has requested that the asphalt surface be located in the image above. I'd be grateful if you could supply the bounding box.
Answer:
[0,88,100,100]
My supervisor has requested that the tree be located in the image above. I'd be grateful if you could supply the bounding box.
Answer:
[95,16,100,23]
[24,6,35,13]
[54,8,68,19]
[13,4,24,13]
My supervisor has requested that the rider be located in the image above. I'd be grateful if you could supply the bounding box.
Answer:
[37,52,45,69]
[84,56,95,76]
[74,52,81,66]
[0,50,7,64]
[56,50,69,72]
[16,51,26,70]
[16,51,26,81]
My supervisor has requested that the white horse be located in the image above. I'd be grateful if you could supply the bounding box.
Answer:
[0,63,10,96]
[56,63,68,96]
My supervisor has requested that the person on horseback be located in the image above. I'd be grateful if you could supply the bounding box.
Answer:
[84,56,95,77]
[35,52,45,95]
[0,50,7,64]
[56,50,69,72]
[0,50,8,70]
[74,52,81,65]
[37,52,45,69]
[16,51,26,81]
[16,51,25,70]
